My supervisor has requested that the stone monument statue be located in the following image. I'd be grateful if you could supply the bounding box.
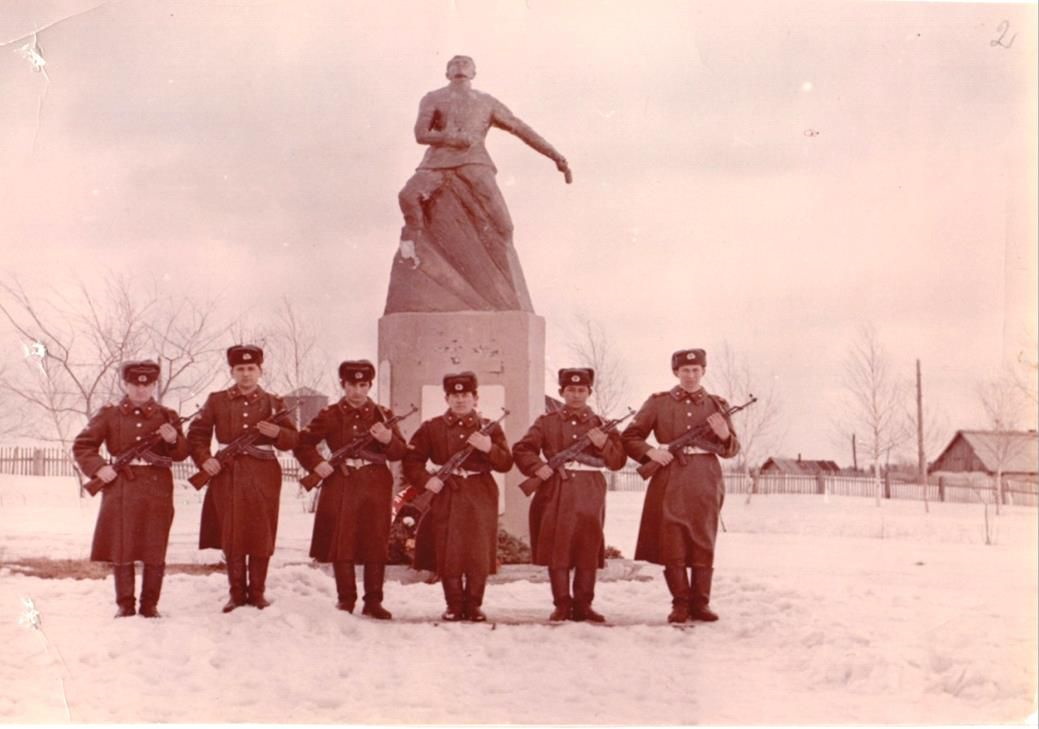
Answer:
[380,55,566,540]
[385,55,571,314]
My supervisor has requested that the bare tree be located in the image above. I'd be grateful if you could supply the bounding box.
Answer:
[839,324,910,505]
[0,276,151,452]
[144,291,227,411]
[712,341,783,474]
[977,368,1034,514]
[0,276,227,488]
[567,315,629,418]
[267,297,329,396]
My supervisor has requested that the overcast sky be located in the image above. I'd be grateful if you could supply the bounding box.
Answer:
[1,0,1036,463]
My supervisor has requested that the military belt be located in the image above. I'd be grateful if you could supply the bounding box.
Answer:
[443,468,489,478]
[127,458,169,468]
[341,457,380,470]
[562,461,603,472]
[679,446,712,456]
[240,444,277,460]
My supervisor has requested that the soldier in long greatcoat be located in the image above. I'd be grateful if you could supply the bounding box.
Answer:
[188,345,298,613]
[293,360,407,619]
[622,348,740,623]
[73,361,189,618]
[512,367,626,622]
[402,371,513,622]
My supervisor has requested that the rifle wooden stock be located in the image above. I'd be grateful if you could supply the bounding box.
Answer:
[298,470,323,491]
[188,469,212,490]
[634,396,757,481]
[517,476,541,498]
[636,459,662,480]
[186,407,289,490]
[83,408,201,496]
[515,408,635,498]
[430,408,509,482]
[391,490,437,535]
[398,409,510,525]
[83,475,108,497]
[297,405,418,491]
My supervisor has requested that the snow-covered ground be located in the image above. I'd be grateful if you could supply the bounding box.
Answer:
[1,475,1036,724]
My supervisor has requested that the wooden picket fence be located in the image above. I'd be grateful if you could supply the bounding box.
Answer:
[0,446,302,483]
[2,445,1036,507]
[0,446,79,477]
[608,466,1038,507]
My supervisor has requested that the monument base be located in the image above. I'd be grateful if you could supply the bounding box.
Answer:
[378,311,545,542]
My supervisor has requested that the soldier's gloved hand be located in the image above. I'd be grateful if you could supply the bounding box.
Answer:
[202,458,222,476]
[314,461,334,478]
[467,432,492,453]
[96,465,118,483]
[706,413,730,441]
[256,420,280,437]
[536,465,555,480]
[587,427,607,448]
[158,423,178,444]
[646,448,674,466]
[425,476,445,494]
[370,422,392,444]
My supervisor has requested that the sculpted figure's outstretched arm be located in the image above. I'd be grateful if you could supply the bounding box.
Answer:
[491,100,572,183]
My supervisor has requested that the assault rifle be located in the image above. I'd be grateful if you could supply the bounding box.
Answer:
[636,396,757,480]
[396,408,509,525]
[187,408,289,490]
[298,404,418,490]
[83,408,201,497]
[517,407,636,497]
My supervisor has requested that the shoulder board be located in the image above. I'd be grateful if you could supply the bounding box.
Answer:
[651,391,671,399]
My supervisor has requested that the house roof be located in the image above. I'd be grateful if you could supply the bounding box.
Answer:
[936,430,1039,474]
[760,457,841,475]
[285,386,326,398]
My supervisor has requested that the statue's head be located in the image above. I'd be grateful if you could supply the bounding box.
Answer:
[445,55,476,81]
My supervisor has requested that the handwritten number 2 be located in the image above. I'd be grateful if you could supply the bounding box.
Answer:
[991,20,1015,49]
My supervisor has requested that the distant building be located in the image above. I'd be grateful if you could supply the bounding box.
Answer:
[284,387,329,429]
[929,430,1039,480]
[759,456,841,476]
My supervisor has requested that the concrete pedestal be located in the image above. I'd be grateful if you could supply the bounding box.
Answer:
[378,311,545,541]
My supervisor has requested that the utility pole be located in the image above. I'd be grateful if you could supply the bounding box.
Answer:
[851,433,858,472]
[916,359,929,512]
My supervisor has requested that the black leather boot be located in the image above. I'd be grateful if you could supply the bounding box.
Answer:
[138,563,165,618]
[361,563,392,620]
[222,556,247,613]
[333,561,357,613]
[246,556,272,609]
[663,565,691,623]
[113,563,136,618]
[572,567,605,623]
[548,568,572,622]
[689,567,719,621]
[464,573,488,622]
[440,576,465,621]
